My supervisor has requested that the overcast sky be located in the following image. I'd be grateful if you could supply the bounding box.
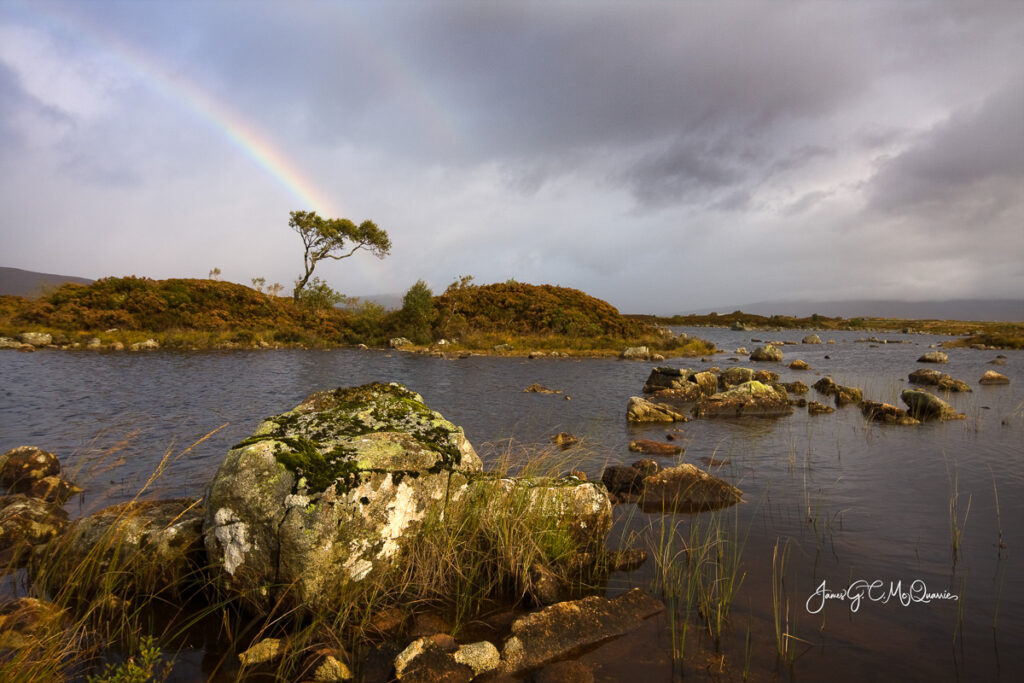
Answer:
[1,1,1022,314]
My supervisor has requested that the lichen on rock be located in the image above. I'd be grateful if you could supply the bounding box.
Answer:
[204,382,482,612]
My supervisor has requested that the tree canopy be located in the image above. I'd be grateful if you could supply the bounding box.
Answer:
[289,210,391,301]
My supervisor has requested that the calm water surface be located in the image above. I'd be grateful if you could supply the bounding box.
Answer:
[1,327,1022,680]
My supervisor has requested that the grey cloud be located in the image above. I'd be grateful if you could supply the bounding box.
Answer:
[869,79,1024,218]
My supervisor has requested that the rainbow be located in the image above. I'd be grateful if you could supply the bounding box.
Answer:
[23,3,341,215]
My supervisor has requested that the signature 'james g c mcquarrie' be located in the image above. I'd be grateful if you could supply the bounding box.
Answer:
[805,579,959,614]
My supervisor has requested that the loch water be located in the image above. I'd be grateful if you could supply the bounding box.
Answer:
[1,327,1022,681]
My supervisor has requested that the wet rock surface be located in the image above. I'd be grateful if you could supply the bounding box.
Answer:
[499,588,664,673]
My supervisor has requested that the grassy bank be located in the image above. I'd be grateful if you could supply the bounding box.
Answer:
[0,277,715,356]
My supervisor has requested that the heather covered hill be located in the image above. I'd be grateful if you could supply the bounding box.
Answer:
[435,281,646,338]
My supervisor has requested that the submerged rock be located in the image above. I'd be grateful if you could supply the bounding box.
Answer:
[499,589,664,673]
[789,360,810,370]
[204,383,483,612]
[979,370,1010,385]
[861,400,920,426]
[638,464,742,513]
[750,345,783,362]
[917,351,949,364]
[628,439,683,456]
[524,383,561,394]
[802,334,822,344]
[37,498,204,595]
[550,432,579,448]
[626,396,686,422]
[901,390,965,421]
[694,381,793,418]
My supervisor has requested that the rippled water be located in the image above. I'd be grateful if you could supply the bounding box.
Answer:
[1,328,1022,680]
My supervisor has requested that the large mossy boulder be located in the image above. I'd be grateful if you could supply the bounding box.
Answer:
[750,345,783,362]
[694,381,793,418]
[0,495,68,566]
[204,383,483,612]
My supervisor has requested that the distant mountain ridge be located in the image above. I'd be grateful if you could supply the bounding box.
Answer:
[681,299,1024,322]
[0,266,93,297]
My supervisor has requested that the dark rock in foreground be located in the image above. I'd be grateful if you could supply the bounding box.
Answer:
[499,589,664,673]
[0,446,60,494]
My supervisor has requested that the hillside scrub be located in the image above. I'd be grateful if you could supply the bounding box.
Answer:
[0,277,712,355]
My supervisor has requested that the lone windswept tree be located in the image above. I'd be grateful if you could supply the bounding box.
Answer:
[289,210,391,301]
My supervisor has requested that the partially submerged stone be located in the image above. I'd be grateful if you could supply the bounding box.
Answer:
[550,432,579,448]
[789,359,810,370]
[638,464,743,513]
[782,381,809,395]
[861,400,920,426]
[694,381,793,418]
[812,377,863,406]
[917,351,949,364]
[499,588,664,673]
[802,334,822,344]
[646,386,704,409]
[750,345,783,362]
[901,390,965,421]
[204,383,483,612]
[753,369,779,383]
[600,466,645,496]
[0,495,68,565]
[807,401,834,415]
[37,498,204,596]
[979,370,1010,385]
[626,396,685,422]
[908,369,972,392]
[628,439,682,456]
[525,383,561,394]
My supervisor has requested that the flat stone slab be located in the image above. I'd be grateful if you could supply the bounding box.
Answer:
[500,588,664,673]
